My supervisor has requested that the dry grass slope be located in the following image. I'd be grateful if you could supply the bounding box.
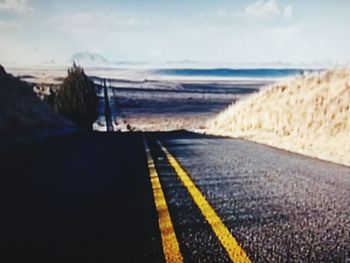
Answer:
[207,69,350,166]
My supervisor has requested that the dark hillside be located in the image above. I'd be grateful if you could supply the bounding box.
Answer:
[0,65,74,146]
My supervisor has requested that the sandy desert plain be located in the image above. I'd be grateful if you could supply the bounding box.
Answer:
[5,65,350,167]
[5,66,272,132]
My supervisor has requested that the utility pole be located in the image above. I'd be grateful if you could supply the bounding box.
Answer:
[103,79,113,132]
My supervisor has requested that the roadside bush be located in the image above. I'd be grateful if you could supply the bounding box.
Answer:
[55,63,98,128]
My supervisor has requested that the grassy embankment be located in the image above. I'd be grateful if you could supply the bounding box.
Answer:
[208,69,350,166]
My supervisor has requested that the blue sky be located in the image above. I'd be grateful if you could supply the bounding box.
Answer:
[0,0,350,65]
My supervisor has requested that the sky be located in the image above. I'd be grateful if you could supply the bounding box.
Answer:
[0,0,350,66]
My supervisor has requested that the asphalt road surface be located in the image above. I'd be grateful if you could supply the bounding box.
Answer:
[1,131,350,262]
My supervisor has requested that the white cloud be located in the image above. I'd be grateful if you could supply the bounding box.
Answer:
[49,12,151,60]
[217,9,228,18]
[52,12,148,34]
[0,0,33,13]
[259,24,308,61]
[151,50,161,57]
[242,0,292,20]
[0,20,20,30]
[283,5,293,19]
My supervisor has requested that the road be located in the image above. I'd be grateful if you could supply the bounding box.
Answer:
[1,131,350,262]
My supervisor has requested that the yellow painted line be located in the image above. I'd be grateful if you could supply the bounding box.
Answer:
[157,140,252,263]
[143,136,184,263]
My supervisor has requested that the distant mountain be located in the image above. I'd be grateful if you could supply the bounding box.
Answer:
[69,52,110,66]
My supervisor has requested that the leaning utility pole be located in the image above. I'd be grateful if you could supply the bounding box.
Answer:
[103,79,114,132]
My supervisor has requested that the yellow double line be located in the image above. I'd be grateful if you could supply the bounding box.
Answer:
[143,136,252,263]
[143,137,183,262]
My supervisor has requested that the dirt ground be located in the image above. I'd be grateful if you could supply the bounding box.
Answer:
[108,79,269,131]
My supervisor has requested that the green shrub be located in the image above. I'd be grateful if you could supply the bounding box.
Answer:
[55,63,98,128]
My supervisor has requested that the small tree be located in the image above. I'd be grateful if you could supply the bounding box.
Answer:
[55,63,98,127]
